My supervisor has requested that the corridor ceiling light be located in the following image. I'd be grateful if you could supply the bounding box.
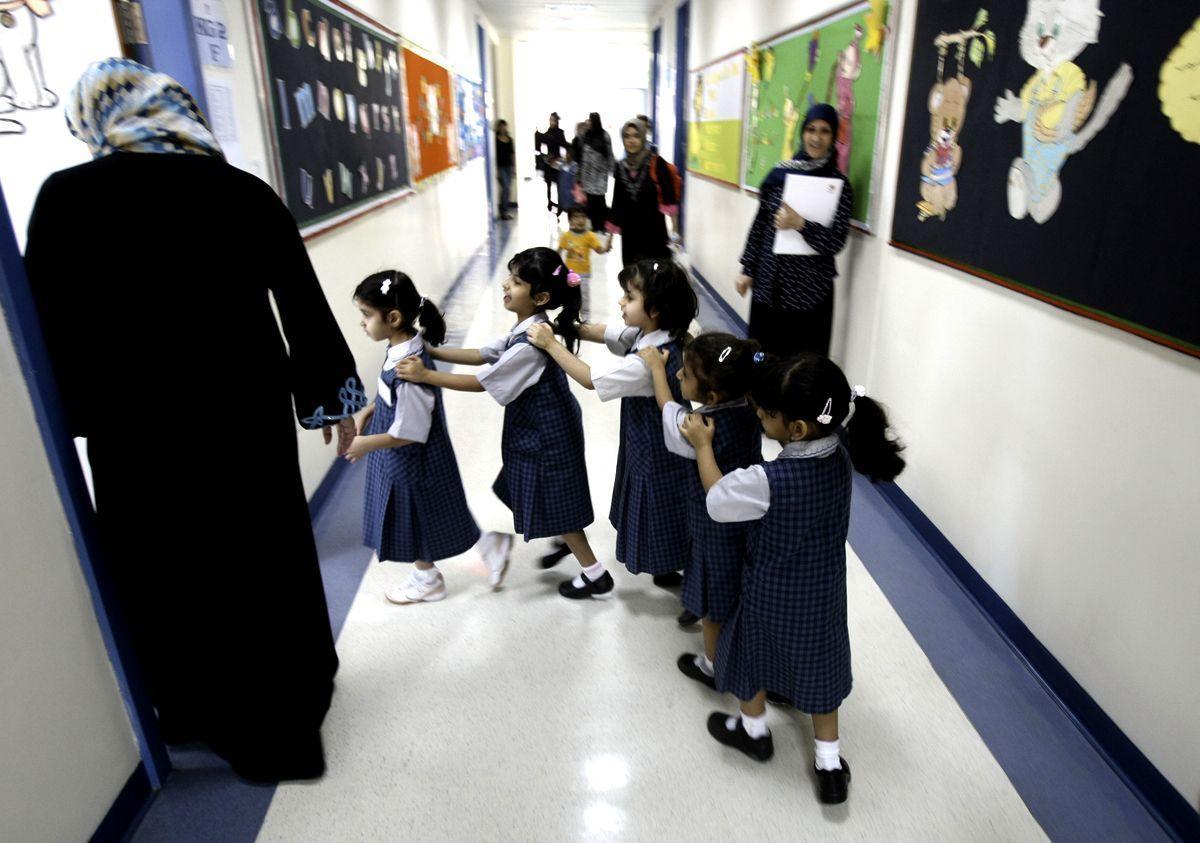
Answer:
[544,3,595,17]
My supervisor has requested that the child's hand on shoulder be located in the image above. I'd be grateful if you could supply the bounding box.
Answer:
[395,357,427,383]
[344,435,371,463]
[637,347,669,370]
[526,323,557,349]
[680,412,715,448]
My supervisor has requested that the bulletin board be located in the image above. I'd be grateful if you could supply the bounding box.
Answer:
[455,75,486,165]
[402,46,455,181]
[252,0,410,233]
[742,0,891,227]
[686,53,745,186]
[890,2,1200,358]
[1,1,127,252]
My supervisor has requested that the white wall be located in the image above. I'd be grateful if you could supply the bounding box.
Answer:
[0,307,140,840]
[219,0,496,493]
[671,0,1200,806]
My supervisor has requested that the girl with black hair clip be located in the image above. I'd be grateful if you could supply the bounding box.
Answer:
[347,271,481,604]
[680,352,904,805]
[637,332,763,658]
[528,259,699,598]
[395,247,604,598]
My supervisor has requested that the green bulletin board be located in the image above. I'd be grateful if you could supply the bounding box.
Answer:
[743,1,890,226]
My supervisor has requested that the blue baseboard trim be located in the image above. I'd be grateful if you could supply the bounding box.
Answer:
[874,481,1198,843]
[308,453,352,520]
[688,265,748,335]
[90,763,154,843]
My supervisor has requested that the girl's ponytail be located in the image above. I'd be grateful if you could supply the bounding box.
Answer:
[417,296,447,346]
[554,290,583,354]
[845,396,905,483]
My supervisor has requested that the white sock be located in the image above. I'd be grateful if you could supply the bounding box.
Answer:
[694,654,714,677]
[815,738,842,770]
[413,566,438,584]
[572,560,606,588]
[740,711,769,739]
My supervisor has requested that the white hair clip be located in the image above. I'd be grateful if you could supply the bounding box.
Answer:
[652,262,659,271]
[380,278,392,295]
[842,385,867,428]
[718,345,732,363]
[817,397,833,426]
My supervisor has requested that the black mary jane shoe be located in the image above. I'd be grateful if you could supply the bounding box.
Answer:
[539,540,573,569]
[558,570,615,600]
[652,571,683,589]
[815,758,851,804]
[706,712,774,762]
[677,653,716,689]
[677,609,701,627]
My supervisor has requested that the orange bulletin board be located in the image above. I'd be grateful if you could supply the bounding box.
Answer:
[402,47,455,181]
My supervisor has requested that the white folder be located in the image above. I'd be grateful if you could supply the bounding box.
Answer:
[772,174,844,256]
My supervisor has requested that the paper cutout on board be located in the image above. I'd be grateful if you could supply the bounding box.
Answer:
[1160,16,1200,145]
[865,0,889,55]
[993,0,1133,223]
[0,0,60,136]
[317,16,329,59]
[828,24,864,174]
[917,8,996,222]
[285,0,299,48]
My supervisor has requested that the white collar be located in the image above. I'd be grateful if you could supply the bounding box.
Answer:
[696,397,748,414]
[779,435,840,459]
[632,328,671,351]
[385,334,424,366]
[511,312,550,336]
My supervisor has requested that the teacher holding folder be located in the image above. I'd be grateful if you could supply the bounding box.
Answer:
[736,103,853,357]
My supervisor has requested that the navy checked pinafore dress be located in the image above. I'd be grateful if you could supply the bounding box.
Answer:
[491,334,594,540]
[362,348,480,563]
[680,401,762,622]
[608,338,692,575]
[715,443,853,713]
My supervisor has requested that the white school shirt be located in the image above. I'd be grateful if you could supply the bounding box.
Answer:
[592,323,673,403]
[706,435,841,522]
[476,312,550,406]
[379,335,435,443]
[661,398,751,460]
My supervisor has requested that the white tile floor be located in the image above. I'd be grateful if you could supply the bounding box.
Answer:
[258,194,1047,841]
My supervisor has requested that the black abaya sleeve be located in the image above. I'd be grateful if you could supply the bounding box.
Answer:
[259,188,366,429]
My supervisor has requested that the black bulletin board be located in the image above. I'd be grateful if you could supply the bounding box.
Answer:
[891,2,1200,358]
[253,0,410,233]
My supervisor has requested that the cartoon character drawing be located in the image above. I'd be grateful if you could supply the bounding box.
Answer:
[692,74,704,123]
[0,0,56,136]
[829,23,864,174]
[865,0,890,55]
[780,91,801,159]
[919,76,971,221]
[420,78,442,142]
[993,0,1133,223]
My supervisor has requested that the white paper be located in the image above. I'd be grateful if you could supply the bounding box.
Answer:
[772,174,843,256]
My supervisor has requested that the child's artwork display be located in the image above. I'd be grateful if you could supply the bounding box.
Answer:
[455,75,485,165]
[742,0,891,226]
[890,1,1200,358]
[686,53,744,186]
[1,0,125,251]
[402,47,455,181]
[253,0,410,233]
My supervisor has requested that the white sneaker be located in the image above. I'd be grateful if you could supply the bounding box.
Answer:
[483,532,513,588]
[384,569,446,604]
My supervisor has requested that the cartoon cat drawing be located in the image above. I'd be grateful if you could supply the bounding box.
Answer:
[993,0,1133,223]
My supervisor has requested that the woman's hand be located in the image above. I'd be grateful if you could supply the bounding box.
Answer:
[637,347,669,371]
[395,357,428,383]
[343,435,371,463]
[680,412,716,448]
[735,274,753,297]
[774,201,806,231]
[526,323,557,349]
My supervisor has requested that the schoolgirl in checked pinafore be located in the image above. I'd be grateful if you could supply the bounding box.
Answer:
[479,314,594,540]
[362,337,480,563]
[711,435,853,714]
[663,399,762,622]
[593,325,692,576]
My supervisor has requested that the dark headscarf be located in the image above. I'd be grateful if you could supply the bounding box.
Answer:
[584,112,607,153]
[760,103,839,191]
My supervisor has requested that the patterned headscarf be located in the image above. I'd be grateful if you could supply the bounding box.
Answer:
[66,58,223,160]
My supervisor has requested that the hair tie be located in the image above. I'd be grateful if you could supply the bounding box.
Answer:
[567,271,582,287]
[752,351,765,364]
[380,278,392,295]
[718,345,732,363]
[553,265,562,276]
[817,397,833,426]
[419,296,428,308]
[842,384,866,428]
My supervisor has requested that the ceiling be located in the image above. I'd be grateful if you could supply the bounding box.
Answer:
[476,1,664,34]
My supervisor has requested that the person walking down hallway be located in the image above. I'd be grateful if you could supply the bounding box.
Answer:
[736,103,852,358]
[23,59,366,783]
[495,119,515,220]
[535,112,569,213]
[578,112,614,233]
[607,117,681,267]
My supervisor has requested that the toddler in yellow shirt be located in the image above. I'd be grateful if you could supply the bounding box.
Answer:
[558,204,612,280]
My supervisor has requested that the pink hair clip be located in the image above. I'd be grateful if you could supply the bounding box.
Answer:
[567,271,582,287]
